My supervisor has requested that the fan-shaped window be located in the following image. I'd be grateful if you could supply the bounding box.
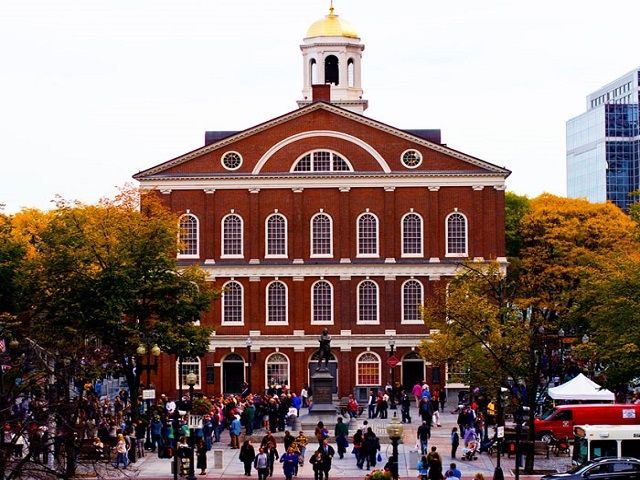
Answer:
[357,212,379,257]
[357,352,381,386]
[403,351,422,360]
[347,59,355,87]
[311,213,333,257]
[222,281,243,324]
[266,281,287,324]
[402,279,424,323]
[402,212,423,257]
[178,213,199,258]
[222,213,243,257]
[266,213,287,257]
[446,211,468,257]
[325,55,339,85]
[358,280,379,324]
[266,353,290,388]
[312,280,333,324]
[292,151,353,172]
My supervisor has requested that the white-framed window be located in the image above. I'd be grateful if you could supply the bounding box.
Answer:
[265,213,287,257]
[311,212,333,257]
[356,352,381,386]
[266,280,288,324]
[401,212,423,257]
[401,149,423,169]
[222,280,243,324]
[265,352,290,389]
[176,356,201,390]
[402,279,424,323]
[221,151,243,171]
[357,212,379,257]
[446,211,468,257]
[291,150,353,172]
[178,213,199,258]
[357,279,379,324]
[311,280,333,324]
[221,213,243,258]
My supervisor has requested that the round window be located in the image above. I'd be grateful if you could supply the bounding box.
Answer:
[401,149,422,168]
[222,151,242,170]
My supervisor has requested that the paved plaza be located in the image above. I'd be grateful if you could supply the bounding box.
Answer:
[92,404,573,479]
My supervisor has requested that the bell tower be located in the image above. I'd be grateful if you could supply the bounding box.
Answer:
[297,5,368,114]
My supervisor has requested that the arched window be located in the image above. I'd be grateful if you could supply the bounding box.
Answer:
[446,211,468,257]
[266,281,287,324]
[358,280,379,324]
[402,279,424,323]
[357,212,379,257]
[222,281,243,324]
[221,213,243,257]
[402,212,423,257]
[325,55,339,85]
[311,213,333,257]
[310,58,318,85]
[311,280,333,324]
[292,150,353,172]
[266,352,290,389]
[176,356,201,390]
[178,213,199,258]
[356,352,381,386]
[266,213,287,257]
[347,58,355,87]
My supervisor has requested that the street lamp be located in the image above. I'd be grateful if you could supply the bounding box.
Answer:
[245,337,252,393]
[386,412,403,480]
[185,371,198,480]
[389,338,396,410]
[136,342,161,448]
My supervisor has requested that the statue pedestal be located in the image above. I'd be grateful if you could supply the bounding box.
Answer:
[300,367,338,428]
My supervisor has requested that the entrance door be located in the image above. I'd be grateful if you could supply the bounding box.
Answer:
[402,352,425,391]
[308,351,338,394]
[223,353,245,394]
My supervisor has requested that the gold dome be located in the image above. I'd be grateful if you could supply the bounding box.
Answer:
[305,6,359,39]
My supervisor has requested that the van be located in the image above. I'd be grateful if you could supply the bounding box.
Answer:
[534,404,640,441]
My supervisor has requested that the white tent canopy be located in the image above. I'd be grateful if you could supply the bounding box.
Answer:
[548,373,615,401]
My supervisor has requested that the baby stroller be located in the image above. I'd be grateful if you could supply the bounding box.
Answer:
[479,436,497,456]
[461,441,478,461]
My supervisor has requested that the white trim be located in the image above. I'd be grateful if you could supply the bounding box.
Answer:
[400,211,424,257]
[265,352,291,389]
[221,280,244,325]
[221,151,243,171]
[401,278,425,324]
[311,279,334,325]
[356,211,379,258]
[355,351,382,386]
[265,280,288,325]
[445,211,469,258]
[401,149,423,169]
[177,213,200,259]
[176,357,202,391]
[253,130,390,174]
[221,213,244,258]
[265,213,288,258]
[310,212,334,258]
[357,279,380,325]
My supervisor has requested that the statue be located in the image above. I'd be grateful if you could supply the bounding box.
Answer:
[317,328,332,369]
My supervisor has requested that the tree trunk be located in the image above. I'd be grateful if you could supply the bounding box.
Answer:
[124,355,141,420]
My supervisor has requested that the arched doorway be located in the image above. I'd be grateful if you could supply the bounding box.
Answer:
[401,351,425,390]
[308,351,338,394]
[222,353,245,394]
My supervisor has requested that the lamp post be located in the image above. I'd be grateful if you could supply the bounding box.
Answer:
[386,412,403,480]
[389,338,396,410]
[245,337,252,393]
[557,328,565,384]
[136,342,161,448]
[185,371,198,480]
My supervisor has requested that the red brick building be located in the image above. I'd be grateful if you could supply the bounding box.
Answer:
[133,6,510,401]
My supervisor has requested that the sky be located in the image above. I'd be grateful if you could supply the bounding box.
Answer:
[1,0,639,213]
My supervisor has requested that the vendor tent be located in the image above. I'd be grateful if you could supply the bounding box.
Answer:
[548,373,615,401]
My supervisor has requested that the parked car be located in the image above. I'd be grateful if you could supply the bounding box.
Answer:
[541,457,640,480]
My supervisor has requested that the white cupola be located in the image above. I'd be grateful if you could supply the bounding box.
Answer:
[297,4,368,114]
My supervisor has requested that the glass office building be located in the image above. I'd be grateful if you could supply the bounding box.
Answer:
[567,68,640,211]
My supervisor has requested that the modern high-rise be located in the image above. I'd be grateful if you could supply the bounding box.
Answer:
[566,67,640,211]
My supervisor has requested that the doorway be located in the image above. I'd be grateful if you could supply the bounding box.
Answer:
[223,353,245,394]
[402,352,425,391]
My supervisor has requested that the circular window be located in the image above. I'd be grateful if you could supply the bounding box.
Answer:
[401,149,422,168]
[221,151,242,170]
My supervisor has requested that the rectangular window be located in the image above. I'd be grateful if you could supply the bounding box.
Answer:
[357,363,379,385]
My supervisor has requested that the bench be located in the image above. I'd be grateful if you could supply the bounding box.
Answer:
[337,397,364,418]
[505,440,549,459]
[77,439,109,462]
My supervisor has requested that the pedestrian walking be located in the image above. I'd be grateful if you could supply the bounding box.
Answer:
[426,446,443,480]
[254,447,269,480]
[417,420,431,454]
[334,417,349,459]
[240,440,256,476]
[310,451,326,480]
[280,446,299,480]
[196,438,207,475]
[445,462,462,480]
[417,455,429,480]
[316,438,335,480]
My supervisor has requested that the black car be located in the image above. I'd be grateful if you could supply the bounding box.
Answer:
[542,457,640,480]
